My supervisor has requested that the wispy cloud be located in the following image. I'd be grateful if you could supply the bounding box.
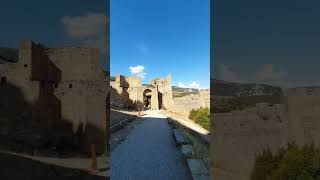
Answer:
[61,12,108,53]
[216,64,320,89]
[129,65,147,79]
[178,81,201,89]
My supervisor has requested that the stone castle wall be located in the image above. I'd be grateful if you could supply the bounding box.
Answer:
[151,75,174,109]
[0,40,107,154]
[170,89,210,117]
[285,87,320,146]
[44,48,103,81]
[110,75,174,110]
[211,87,320,180]
[110,74,210,117]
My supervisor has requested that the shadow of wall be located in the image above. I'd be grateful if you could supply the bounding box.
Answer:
[0,152,106,180]
[106,90,110,156]
[0,44,108,156]
[0,79,107,157]
[0,82,51,154]
[110,77,137,110]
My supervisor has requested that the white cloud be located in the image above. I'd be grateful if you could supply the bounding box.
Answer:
[255,64,287,82]
[178,81,200,89]
[178,82,186,88]
[129,65,147,79]
[189,81,200,89]
[61,12,108,53]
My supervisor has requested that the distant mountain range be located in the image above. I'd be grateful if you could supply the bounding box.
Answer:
[211,79,284,97]
[172,86,199,93]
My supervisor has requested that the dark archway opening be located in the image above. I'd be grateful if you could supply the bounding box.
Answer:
[158,92,163,109]
[1,77,6,85]
[105,92,110,156]
[143,89,152,109]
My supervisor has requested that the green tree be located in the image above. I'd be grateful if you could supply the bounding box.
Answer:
[251,143,320,180]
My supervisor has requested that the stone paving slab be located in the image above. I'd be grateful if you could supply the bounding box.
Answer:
[181,145,194,158]
[173,129,189,146]
[187,159,209,180]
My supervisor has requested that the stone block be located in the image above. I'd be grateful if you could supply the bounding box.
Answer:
[187,159,209,180]
[173,129,188,146]
[181,145,194,158]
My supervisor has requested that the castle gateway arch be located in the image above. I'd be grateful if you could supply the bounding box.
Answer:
[143,89,152,109]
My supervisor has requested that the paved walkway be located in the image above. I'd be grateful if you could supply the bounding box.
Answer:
[111,110,190,180]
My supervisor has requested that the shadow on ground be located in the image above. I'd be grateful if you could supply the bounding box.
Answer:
[0,80,109,178]
[0,152,106,180]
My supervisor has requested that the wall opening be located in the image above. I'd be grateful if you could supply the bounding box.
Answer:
[24,64,28,67]
[158,92,163,109]
[40,81,45,88]
[143,89,152,109]
[1,77,6,85]
[105,92,110,155]
[69,84,72,88]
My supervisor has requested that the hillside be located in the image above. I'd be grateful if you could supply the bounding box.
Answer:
[172,86,199,93]
[172,86,200,97]
[0,47,18,63]
[211,79,284,97]
[210,79,285,112]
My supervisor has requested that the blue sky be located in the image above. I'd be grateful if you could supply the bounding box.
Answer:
[214,0,320,87]
[110,0,210,89]
[0,0,108,69]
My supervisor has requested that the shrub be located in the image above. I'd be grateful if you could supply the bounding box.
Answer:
[213,95,284,113]
[173,92,198,97]
[189,109,197,120]
[188,107,210,130]
[251,143,320,180]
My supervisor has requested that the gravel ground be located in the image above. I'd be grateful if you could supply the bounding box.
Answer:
[111,111,190,180]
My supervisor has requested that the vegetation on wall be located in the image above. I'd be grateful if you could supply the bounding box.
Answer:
[251,142,320,180]
[189,107,210,130]
[213,95,284,113]
[173,92,199,97]
[0,47,18,62]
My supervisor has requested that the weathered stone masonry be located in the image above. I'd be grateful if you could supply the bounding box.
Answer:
[211,87,320,180]
[110,74,174,110]
[110,74,210,118]
[0,40,108,154]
